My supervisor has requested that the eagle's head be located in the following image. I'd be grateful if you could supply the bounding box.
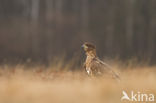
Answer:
[82,42,96,51]
[82,42,97,57]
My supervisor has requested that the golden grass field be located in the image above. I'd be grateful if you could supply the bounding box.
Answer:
[0,60,156,103]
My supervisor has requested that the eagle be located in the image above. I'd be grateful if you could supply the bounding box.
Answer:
[82,42,120,80]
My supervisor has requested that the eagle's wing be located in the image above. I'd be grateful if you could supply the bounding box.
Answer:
[90,58,120,80]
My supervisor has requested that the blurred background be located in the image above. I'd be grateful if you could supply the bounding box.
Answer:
[0,0,156,64]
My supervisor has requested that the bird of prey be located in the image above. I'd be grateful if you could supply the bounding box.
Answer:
[82,42,120,80]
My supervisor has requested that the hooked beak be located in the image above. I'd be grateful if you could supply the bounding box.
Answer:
[81,44,85,48]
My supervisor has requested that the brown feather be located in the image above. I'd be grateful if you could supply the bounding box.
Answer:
[82,42,120,81]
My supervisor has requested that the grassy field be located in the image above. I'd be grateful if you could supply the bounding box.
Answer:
[0,61,155,103]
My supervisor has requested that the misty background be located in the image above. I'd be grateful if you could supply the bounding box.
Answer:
[0,0,156,64]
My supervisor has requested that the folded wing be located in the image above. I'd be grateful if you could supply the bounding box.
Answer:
[90,58,120,81]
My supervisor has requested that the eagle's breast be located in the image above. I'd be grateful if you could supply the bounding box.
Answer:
[85,56,91,74]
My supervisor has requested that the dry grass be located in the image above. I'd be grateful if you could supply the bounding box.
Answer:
[0,61,156,103]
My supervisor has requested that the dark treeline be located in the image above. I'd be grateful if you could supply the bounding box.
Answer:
[0,0,156,64]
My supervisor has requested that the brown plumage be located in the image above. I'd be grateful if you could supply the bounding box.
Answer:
[82,42,120,80]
